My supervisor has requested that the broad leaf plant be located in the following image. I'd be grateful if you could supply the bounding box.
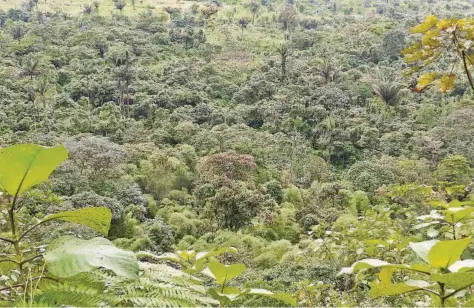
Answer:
[0,144,138,305]
[340,237,474,307]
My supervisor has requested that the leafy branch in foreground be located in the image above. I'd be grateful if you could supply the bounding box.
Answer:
[414,199,474,240]
[140,247,238,275]
[143,249,296,307]
[0,144,138,305]
[339,237,474,307]
[403,15,474,93]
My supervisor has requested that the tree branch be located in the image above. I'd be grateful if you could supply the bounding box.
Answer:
[0,236,14,244]
[461,50,474,92]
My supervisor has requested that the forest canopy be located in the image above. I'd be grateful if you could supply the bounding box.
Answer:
[1,0,474,306]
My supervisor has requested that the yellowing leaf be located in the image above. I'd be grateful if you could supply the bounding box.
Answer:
[404,66,422,76]
[416,72,438,91]
[421,29,441,47]
[437,19,455,30]
[423,51,443,66]
[402,42,421,56]
[428,238,471,269]
[411,15,438,34]
[440,74,456,93]
[404,52,424,63]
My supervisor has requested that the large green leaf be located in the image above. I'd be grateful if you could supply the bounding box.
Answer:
[205,260,246,286]
[428,238,471,269]
[431,272,474,290]
[45,236,138,279]
[41,207,112,236]
[0,144,68,196]
[409,240,439,263]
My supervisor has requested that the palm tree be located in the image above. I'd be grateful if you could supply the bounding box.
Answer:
[372,69,403,106]
[319,60,341,84]
[11,24,26,40]
[21,56,40,80]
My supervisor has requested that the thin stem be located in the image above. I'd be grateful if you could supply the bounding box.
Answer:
[19,255,42,266]
[452,32,474,93]
[420,288,440,297]
[439,282,446,307]
[18,222,44,242]
[0,276,59,292]
[461,51,474,92]
[451,222,457,240]
[8,207,17,238]
[220,276,227,294]
[444,286,470,300]
[8,204,23,281]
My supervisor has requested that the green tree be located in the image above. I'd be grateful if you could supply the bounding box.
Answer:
[435,155,474,186]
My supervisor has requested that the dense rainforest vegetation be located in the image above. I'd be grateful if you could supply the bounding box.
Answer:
[1,0,474,306]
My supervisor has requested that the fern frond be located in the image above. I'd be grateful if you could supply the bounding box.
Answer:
[110,262,217,307]
[33,286,103,307]
[24,262,216,307]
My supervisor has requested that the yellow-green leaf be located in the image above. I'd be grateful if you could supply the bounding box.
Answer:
[404,51,424,63]
[421,29,441,47]
[428,238,471,269]
[411,15,438,34]
[416,72,438,91]
[379,268,396,284]
[0,144,68,196]
[437,19,456,30]
[402,42,421,55]
[205,259,246,286]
